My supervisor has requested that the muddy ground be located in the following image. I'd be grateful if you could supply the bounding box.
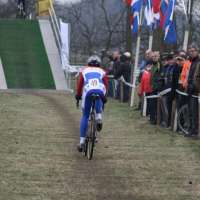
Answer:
[0,90,200,200]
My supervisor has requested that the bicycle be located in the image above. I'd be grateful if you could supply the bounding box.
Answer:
[177,104,190,135]
[77,94,100,160]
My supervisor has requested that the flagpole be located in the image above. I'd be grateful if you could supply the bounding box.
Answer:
[182,0,193,51]
[130,5,143,107]
[148,30,153,50]
[182,0,190,51]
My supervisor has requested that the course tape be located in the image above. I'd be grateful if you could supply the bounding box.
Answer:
[145,88,172,99]
[176,89,200,99]
[119,76,136,88]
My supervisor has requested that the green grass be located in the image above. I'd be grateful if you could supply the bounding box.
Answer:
[0,19,55,89]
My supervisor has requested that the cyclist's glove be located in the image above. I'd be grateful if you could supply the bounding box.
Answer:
[75,94,82,101]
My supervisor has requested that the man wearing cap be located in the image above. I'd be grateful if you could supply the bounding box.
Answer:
[159,53,179,127]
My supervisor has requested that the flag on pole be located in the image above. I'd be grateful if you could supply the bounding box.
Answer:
[144,0,162,30]
[131,0,143,33]
[163,0,177,44]
[152,0,161,27]
[160,0,169,28]
[144,0,154,28]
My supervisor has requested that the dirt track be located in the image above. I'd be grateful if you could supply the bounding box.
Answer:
[0,90,200,200]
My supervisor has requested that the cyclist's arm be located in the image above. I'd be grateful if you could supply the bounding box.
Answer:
[77,73,84,97]
[102,73,108,96]
[102,73,109,94]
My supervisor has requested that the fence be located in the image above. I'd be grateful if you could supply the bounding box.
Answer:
[142,89,200,137]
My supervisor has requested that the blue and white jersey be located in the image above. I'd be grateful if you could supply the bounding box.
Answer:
[82,67,106,96]
[79,67,107,108]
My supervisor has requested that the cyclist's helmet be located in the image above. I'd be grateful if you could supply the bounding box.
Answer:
[87,55,101,67]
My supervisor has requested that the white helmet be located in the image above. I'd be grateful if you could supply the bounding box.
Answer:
[87,55,101,67]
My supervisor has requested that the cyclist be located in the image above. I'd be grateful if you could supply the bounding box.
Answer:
[75,55,108,152]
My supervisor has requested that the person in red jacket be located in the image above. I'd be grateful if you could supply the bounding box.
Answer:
[138,61,153,96]
[138,61,153,120]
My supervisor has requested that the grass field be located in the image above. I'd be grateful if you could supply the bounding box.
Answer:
[0,20,55,89]
[0,90,200,200]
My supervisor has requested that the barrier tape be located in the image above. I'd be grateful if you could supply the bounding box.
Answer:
[142,88,171,116]
[119,76,136,88]
[176,89,200,99]
[145,88,172,99]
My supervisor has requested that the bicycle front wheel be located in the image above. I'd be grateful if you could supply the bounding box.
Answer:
[177,104,190,135]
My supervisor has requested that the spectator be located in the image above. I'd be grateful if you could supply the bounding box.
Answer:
[175,53,188,112]
[194,60,200,94]
[139,49,153,73]
[149,51,162,124]
[112,51,121,99]
[138,61,153,117]
[159,53,179,127]
[186,45,200,136]
[17,0,25,12]
[17,0,26,16]
[179,50,191,90]
[138,60,153,96]
[114,52,132,102]
[136,50,153,110]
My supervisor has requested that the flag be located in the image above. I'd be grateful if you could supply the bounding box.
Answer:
[160,0,169,28]
[131,0,143,33]
[144,0,161,30]
[124,0,133,6]
[163,0,177,44]
[144,0,154,28]
[152,0,161,27]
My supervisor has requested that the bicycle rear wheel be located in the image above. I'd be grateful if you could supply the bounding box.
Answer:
[177,104,190,135]
[86,113,96,160]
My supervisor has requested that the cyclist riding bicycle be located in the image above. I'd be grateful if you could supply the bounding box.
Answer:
[75,55,108,152]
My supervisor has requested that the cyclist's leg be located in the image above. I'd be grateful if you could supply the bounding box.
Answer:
[80,95,92,144]
[95,96,103,131]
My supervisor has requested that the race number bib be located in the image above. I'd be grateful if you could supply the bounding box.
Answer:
[88,78,100,88]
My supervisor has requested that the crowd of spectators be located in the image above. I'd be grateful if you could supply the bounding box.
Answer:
[105,45,200,138]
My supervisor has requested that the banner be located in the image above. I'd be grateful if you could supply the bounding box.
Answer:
[37,0,51,16]
[60,19,70,70]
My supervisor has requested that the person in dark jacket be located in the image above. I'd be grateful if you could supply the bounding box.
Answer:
[149,51,161,124]
[186,46,199,136]
[112,51,121,99]
[114,52,132,102]
[159,53,180,127]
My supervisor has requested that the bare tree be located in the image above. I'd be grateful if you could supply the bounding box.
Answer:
[59,0,126,61]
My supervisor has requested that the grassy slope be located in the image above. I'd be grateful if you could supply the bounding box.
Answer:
[0,20,55,89]
[0,91,199,200]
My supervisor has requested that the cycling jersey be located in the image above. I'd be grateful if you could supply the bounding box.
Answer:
[77,66,108,108]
